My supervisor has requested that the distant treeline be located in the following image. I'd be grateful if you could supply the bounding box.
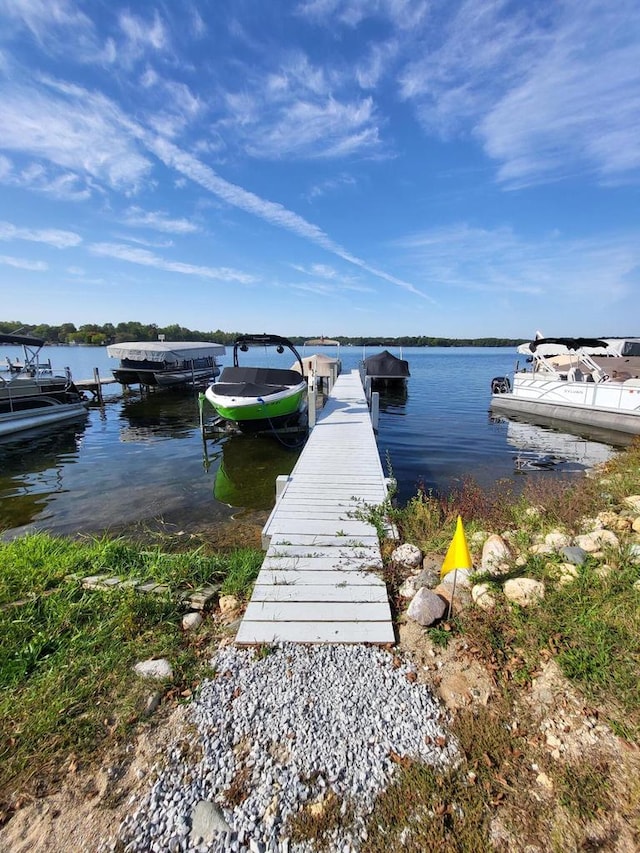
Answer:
[0,321,525,349]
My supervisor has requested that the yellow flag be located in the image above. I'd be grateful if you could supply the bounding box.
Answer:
[441,515,472,578]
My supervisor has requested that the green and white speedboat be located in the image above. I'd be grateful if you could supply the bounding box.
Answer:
[205,334,307,432]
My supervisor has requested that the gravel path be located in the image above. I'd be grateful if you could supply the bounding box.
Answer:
[109,643,457,852]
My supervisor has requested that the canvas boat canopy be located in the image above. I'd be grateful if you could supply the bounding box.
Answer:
[517,338,640,358]
[0,333,46,348]
[363,350,410,379]
[107,341,226,363]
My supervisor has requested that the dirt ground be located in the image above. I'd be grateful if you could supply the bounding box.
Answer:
[2,617,638,853]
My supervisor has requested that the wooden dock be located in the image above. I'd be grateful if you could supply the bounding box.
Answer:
[235,369,395,646]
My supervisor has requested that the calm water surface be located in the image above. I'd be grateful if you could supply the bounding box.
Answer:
[0,345,624,538]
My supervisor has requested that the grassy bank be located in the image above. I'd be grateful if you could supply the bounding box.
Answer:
[2,440,639,849]
[360,438,640,851]
[0,536,262,813]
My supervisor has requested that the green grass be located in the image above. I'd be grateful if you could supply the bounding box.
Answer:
[0,533,262,801]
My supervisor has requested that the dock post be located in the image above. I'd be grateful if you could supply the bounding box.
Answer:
[93,368,104,405]
[370,390,379,430]
[308,372,317,429]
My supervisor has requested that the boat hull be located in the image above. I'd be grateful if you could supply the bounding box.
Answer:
[491,374,640,435]
[205,384,307,430]
[0,400,88,437]
[112,365,220,388]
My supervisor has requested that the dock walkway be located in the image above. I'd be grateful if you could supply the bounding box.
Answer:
[236,370,395,646]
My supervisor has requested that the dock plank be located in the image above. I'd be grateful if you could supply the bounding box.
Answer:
[236,369,395,647]
[236,621,395,645]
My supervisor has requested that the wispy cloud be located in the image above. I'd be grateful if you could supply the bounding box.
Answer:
[398,0,640,186]
[396,223,640,301]
[0,220,81,248]
[122,206,199,234]
[479,2,640,186]
[297,0,429,30]
[217,52,384,161]
[143,132,429,298]
[89,241,257,283]
[305,173,357,201]
[0,253,47,271]
[0,79,152,193]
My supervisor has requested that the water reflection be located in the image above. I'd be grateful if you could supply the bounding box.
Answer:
[205,434,299,510]
[0,420,87,530]
[118,388,201,441]
[378,384,408,411]
[495,417,618,474]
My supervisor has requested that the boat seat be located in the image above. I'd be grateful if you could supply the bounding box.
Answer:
[219,366,302,386]
[215,381,289,398]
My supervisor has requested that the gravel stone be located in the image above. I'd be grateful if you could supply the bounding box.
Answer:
[110,644,457,852]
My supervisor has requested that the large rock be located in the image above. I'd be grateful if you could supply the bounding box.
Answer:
[391,543,423,570]
[406,587,447,626]
[471,583,496,610]
[432,582,471,614]
[182,611,204,631]
[544,531,571,550]
[623,495,640,512]
[503,578,544,606]
[481,534,512,575]
[398,566,440,598]
[560,545,588,565]
[440,568,472,589]
[133,658,173,680]
[190,800,231,844]
[574,529,620,552]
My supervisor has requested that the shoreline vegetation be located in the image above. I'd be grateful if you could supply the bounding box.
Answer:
[1,442,639,849]
[0,319,526,349]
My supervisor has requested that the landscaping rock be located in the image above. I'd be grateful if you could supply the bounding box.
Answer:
[623,495,640,512]
[134,659,173,680]
[574,529,620,552]
[471,583,496,610]
[190,800,231,844]
[481,534,512,575]
[560,545,588,565]
[182,612,204,631]
[440,568,472,589]
[544,531,571,550]
[503,578,545,606]
[391,543,422,570]
[218,595,240,616]
[406,587,447,626]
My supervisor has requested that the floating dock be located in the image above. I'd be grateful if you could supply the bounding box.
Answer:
[235,369,395,646]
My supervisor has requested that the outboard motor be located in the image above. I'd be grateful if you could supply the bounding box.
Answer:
[491,376,511,394]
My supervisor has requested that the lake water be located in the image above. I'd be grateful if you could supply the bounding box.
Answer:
[0,344,625,539]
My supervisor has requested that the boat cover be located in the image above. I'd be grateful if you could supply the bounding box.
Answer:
[218,366,303,387]
[106,341,225,362]
[363,350,410,378]
[0,333,46,347]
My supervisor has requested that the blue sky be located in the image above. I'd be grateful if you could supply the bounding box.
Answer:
[0,0,639,339]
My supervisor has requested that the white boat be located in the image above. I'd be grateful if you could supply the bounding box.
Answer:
[0,333,89,437]
[490,336,640,436]
[107,340,226,388]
